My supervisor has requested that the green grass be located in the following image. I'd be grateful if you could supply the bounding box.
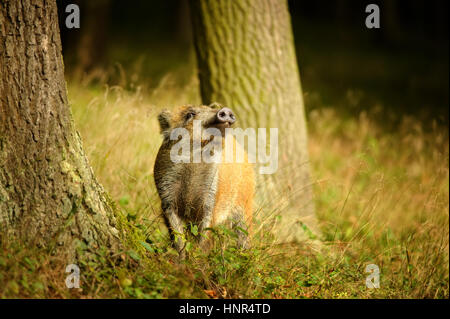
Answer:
[0,68,448,299]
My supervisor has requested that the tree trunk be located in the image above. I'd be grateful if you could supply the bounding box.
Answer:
[0,0,119,256]
[189,0,318,244]
[74,0,110,77]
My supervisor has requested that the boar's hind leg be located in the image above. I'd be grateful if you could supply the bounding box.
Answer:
[230,210,250,249]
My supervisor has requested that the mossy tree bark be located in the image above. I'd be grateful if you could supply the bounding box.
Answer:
[0,0,119,256]
[189,0,318,243]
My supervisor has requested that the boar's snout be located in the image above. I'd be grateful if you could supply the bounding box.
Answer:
[216,107,236,125]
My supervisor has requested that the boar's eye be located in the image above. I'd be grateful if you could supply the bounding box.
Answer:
[209,102,221,109]
[185,111,196,121]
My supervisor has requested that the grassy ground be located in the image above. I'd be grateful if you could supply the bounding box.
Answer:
[0,69,448,298]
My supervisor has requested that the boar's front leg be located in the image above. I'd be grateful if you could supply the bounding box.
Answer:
[163,206,186,258]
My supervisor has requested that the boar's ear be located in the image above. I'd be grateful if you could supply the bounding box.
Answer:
[158,110,171,134]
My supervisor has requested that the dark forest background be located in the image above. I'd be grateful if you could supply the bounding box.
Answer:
[57,0,449,127]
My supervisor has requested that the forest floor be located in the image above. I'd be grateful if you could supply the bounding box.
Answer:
[0,68,448,298]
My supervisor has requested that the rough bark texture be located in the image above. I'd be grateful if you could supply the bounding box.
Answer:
[189,0,318,243]
[0,0,119,255]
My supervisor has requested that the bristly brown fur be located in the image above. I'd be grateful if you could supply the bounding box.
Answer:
[153,104,254,257]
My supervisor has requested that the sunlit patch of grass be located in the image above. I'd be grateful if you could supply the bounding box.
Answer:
[309,108,449,298]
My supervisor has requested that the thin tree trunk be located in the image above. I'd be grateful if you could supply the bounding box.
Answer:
[0,0,119,256]
[189,0,318,244]
[74,0,110,77]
